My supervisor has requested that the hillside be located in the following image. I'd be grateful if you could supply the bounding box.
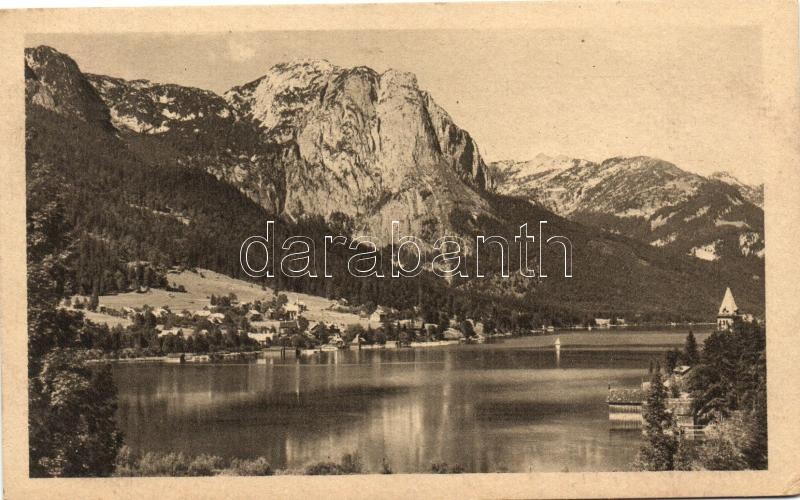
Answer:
[79,268,374,329]
[709,171,764,208]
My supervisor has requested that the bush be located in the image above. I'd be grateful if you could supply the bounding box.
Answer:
[431,462,465,474]
[188,454,225,476]
[305,461,342,475]
[136,451,190,476]
[226,457,273,476]
[114,445,138,476]
[305,452,363,475]
[338,452,363,474]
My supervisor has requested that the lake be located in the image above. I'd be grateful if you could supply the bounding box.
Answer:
[113,329,709,473]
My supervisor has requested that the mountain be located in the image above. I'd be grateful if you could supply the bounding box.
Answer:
[25,46,111,126]
[709,171,764,208]
[225,61,491,236]
[85,73,287,214]
[87,59,494,241]
[24,45,765,321]
[488,155,765,264]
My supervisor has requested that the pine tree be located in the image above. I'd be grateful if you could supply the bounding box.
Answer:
[635,369,679,471]
[88,279,99,312]
[683,330,699,366]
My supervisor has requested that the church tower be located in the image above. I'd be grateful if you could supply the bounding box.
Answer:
[716,287,739,332]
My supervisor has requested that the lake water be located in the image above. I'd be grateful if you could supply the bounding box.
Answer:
[113,330,708,473]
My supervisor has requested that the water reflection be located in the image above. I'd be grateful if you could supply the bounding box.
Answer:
[114,341,653,472]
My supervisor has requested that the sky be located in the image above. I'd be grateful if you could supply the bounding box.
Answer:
[28,28,769,184]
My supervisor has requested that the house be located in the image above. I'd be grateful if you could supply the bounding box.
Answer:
[668,395,696,430]
[284,302,301,319]
[245,310,263,322]
[157,326,185,338]
[442,328,464,341]
[309,323,327,337]
[607,388,646,430]
[595,318,612,328]
[673,365,692,377]
[607,387,698,436]
[397,318,418,328]
[716,287,739,332]
[369,307,388,324]
[247,332,273,346]
[208,312,226,324]
[615,318,627,326]
[278,320,298,335]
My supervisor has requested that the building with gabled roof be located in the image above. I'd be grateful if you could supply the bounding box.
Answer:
[717,287,740,332]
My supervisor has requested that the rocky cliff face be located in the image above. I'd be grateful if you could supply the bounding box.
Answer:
[25,46,111,126]
[489,155,765,262]
[224,60,492,238]
[68,56,494,240]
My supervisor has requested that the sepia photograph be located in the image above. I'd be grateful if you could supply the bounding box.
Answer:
[2,1,799,498]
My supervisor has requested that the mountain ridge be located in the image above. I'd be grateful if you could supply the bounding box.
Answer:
[82,54,494,242]
[488,154,765,264]
[24,45,765,320]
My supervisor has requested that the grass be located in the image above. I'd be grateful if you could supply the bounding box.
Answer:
[84,268,371,328]
[115,447,374,476]
[115,447,273,477]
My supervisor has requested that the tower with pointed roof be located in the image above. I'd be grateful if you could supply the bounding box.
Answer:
[716,287,739,332]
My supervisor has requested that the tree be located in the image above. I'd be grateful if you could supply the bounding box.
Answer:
[695,412,750,470]
[113,270,127,292]
[690,325,767,470]
[274,293,289,309]
[88,282,100,312]
[344,324,365,343]
[665,348,680,374]
[683,330,699,365]
[297,316,309,333]
[29,350,123,477]
[26,178,123,477]
[635,369,679,471]
[460,320,475,339]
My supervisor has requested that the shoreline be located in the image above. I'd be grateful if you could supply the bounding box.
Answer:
[86,328,710,364]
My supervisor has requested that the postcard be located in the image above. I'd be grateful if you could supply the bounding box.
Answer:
[1,1,799,498]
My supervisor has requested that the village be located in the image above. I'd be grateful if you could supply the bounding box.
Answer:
[66,267,523,363]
